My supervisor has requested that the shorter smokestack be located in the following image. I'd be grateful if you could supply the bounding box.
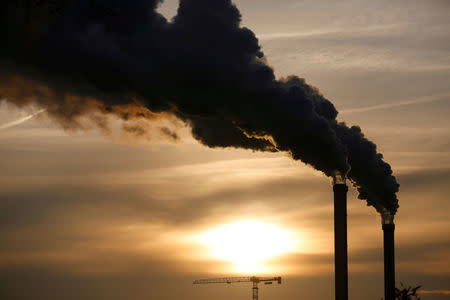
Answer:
[381,210,395,300]
[333,172,348,300]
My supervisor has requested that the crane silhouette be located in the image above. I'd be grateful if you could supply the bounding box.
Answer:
[193,276,282,300]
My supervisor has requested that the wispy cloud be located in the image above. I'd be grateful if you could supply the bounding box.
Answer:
[0,108,46,130]
[419,289,450,295]
[257,24,396,41]
[339,93,450,114]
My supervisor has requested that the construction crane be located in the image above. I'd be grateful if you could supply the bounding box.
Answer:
[193,276,282,300]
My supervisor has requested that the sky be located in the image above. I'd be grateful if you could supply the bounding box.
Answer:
[1,0,450,300]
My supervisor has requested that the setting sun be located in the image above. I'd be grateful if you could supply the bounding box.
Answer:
[196,220,298,273]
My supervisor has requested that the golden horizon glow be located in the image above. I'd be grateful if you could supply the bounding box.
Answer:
[196,220,298,274]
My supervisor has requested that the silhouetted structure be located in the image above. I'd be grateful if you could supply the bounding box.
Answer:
[193,276,281,300]
[333,174,348,300]
[382,210,396,300]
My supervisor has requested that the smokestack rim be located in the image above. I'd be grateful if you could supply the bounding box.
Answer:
[332,170,347,186]
[381,209,395,225]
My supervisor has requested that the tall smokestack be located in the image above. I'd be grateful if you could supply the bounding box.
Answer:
[333,172,348,300]
[382,210,395,300]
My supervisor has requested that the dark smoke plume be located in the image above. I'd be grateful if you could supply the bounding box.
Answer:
[0,0,399,213]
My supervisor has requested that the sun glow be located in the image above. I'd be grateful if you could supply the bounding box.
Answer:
[197,220,298,273]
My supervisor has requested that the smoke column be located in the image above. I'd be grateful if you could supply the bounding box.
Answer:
[0,0,399,214]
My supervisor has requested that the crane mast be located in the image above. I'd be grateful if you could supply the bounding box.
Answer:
[193,276,281,300]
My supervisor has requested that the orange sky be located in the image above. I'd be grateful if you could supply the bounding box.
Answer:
[1,0,450,300]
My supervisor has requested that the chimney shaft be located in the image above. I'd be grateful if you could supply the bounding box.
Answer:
[382,223,395,300]
[333,183,349,300]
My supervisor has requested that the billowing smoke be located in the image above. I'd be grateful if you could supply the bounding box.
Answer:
[0,0,399,213]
